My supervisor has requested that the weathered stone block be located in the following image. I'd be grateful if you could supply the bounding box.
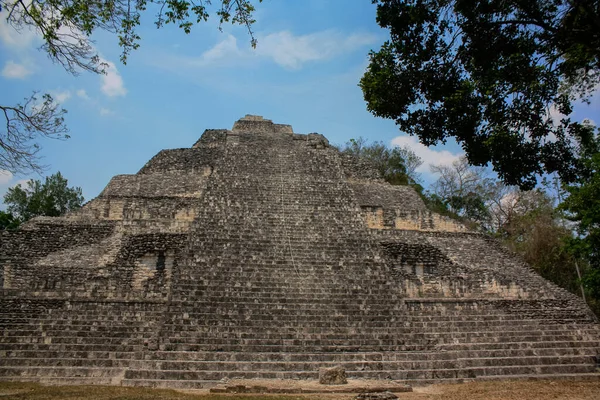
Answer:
[319,366,347,385]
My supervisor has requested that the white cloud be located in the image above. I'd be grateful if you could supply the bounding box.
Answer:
[1,60,32,79]
[582,118,596,127]
[391,135,462,174]
[99,107,113,116]
[256,30,377,69]
[0,17,37,48]
[100,59,127,97]
[51,90,71,103]
[1,14,126,98]
[198,35,242,66]
[0,170,13,185]
[166,30,378,70]
[76,89,89,100]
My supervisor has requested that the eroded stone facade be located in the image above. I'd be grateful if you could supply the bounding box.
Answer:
[0,115,598,388]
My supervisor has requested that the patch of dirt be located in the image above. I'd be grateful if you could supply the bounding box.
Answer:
[206,379,412,394]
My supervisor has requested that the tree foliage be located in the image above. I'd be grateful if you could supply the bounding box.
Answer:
[361,0,600,189]
[561,153,600,298]
[341,137,423,187]
[0,210,20,230]
[1,0,262,72]
[3,171,84,224]
[0,0,261,174]
[428,156,506,229]
[502,190,578,287]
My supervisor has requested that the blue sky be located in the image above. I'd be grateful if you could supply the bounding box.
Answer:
[1,0,599,205]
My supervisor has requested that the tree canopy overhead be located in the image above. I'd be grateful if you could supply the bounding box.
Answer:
[361,0,600,189]
[1,0,262,72]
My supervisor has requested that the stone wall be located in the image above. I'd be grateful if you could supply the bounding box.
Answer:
[1,220,115,290]
[231,115,293,134]
[138,147,223,175]
[372,228,589,312]
[2,228,186,298]
[100,171,211,198]
[339,153,382,181]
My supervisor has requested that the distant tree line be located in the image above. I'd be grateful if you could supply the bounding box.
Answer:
[0,172,84,230]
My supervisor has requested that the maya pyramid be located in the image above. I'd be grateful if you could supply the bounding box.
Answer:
[1,115,599,388]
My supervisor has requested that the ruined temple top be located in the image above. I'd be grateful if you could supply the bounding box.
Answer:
[192,115,329,150]
[231,115,294,134]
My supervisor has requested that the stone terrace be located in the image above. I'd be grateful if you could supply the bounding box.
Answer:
[1,115,599,388]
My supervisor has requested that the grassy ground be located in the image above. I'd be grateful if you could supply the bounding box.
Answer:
[1,380,600,400]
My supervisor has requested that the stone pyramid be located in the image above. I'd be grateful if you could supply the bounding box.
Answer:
[1,115,599,388]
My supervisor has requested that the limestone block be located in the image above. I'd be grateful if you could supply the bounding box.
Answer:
[319,366,347,385]
[365,207,387,229]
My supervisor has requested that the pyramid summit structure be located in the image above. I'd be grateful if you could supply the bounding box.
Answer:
[1,115,599,388]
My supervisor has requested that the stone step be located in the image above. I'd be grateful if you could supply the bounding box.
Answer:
[0,343,144,352]
[1,350,139,359]
[123,363,598,381]
[158,339,598,353]
[3,346,595,363]
[158,317,597,330]
[120,372,600,389]
[460,355,597,367]
[160,320,600,332]
[0,336,146,345]
[0,337,149,345]
[141,346,599,362]
[8,319,594,331]
[159,333,593,348]
[0,327,154,336]
[0,357,138,368]
[157,329,598,344]
[171,277,392,288]
[158,339,597,353]
[0,320,157,327]
[440,340,600,351]
[0,376,118,386]
[121,378,220,389]
[0,366,124,378]
[159,317,599,330]
[171,283,396,292]
[156,327,600,339]
[164,308,593,322]
[162,301,404,311]
[2,312,592,326]
[473,372,600,382]
[160,314,401,324]
[0,315,163,323]
[0,301,164,309]
[123,355,596,372]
